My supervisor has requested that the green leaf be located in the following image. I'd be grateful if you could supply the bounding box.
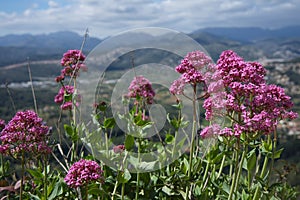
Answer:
[103,117,115,129]
[182,157,189,174]
[27,169,43,179]
[48,181,63,200]
[134,114,148,126]
[262,140,272,153]
[64,124,73,136]
[117,169,131,183]
[194,185,202,196]
[139,173,150,185]
[138,161,157,171]
[222,183,230,195]
[97,101,107,112]
[274,148,284,159]
[242,189,249,200]
[125,135,135,151]
[64,124,78,142]
[172,102,182,109]
[28,193,41,200]
[162,185,174,195]
[165,133,174,144]
[178,190,187,199]
[64,93,73,102]
[212,152,224,164]
[247,149,257,171]
[88,183,102,195]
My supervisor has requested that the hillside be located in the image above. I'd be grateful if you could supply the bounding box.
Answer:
[0,31,101,67]
[195,26,300,42]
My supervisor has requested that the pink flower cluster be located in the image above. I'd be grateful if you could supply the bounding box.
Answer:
[54,85,79,110]
[113,144,125,154]
[64,159,103,188]
[170,51,213,95]
[0,110,51,156]
[55,49,87,82]
[201,50,298,137]
[127,76,155,104]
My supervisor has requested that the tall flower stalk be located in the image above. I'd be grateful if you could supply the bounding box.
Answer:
[125,75,155,200]
[170,50,214,199]
[55,49,87,162]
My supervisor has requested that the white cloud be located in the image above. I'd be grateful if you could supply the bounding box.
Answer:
[48,1,59,8]
[0,0,299,37]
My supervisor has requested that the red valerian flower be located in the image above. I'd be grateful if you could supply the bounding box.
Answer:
[127,76,155,104]
[64,159,103,188]
[55,49,87,81]
[0,110,51,156]
[54,85,80,110]
[201,50,298,137]
[113,144,125,154]
[170,50,214,95]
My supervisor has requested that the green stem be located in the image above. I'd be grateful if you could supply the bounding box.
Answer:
[188,120,197,178]
[247,166,251,191]
[217,154,226,179]
[185,114,196,199]
[201,159,210,191]
[0,154,4,178]
[260,139,271,178]
[172,105,181,158]
[233,150,246,193]
[71,143,75,163]
[85,185,88,200]
[185,84,197,200]
[20,152,25,200]
[111,179,119,200]
[135,139,141,200]
[121,183,125,200]
[44,156,48,200]
[172,130,178,158]
[228,143,242,200]
[253,135,271,200]
[269,130,277,183]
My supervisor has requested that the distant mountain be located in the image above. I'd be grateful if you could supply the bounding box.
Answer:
[0,31,101,50]
[189,26,300,61]
[0,26,300,68]
[194,26,300,42]
[0,31,101,67]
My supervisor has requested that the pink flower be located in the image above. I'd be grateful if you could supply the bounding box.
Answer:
[54,85,79,110]
[216,50,266,86]
[170,50,214,95]
[127,76,155,104]
[64,159,103,188]
[203,50,298,137]
[200,124,221,138]
[113,145,125,154]
[219,127,233,136]
[56,49,87,80]
[0,110,51,155]
[170,77,185,95]
[203,92,227,120]
[55,75,64,83]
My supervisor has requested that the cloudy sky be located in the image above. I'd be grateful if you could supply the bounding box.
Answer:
[0,0,299,38]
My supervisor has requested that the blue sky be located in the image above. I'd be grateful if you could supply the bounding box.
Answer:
[0,0,299,38]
